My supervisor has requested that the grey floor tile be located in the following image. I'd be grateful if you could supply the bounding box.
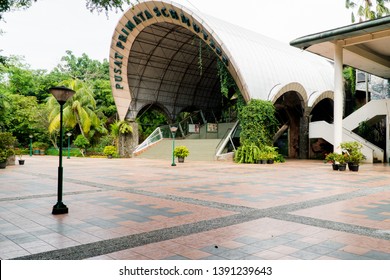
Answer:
[215,249,249,260]
[363,250,390,260]
[233,236,262,245]
[304,245,336,255]
[290,250,322,260]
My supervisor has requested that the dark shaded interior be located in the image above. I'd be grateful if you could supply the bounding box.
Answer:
[127,22,223,121]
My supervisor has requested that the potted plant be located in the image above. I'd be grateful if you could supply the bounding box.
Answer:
[257,149,267,164]
[15,148,26,165]
[340,141,365,171]
[234,143,260,164]
[264,145,278,164]
[0,149,12,169]
[174,145,189,163]
[336,153,348,171]
[103,145,117,158]
[0,132,16,168]
[324,152,339,170]
[32,142,49,155]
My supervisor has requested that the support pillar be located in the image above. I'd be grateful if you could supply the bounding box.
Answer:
[387,114,390,163]
[299,111,310,159]
[334,41,344,153]
[118,121,139,157]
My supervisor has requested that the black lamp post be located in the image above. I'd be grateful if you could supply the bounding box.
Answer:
[49,86,75,215]
[29,135,33,157]
[66,132,72,159]
[170,126,178,166]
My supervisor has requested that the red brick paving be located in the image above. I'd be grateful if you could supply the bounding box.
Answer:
[0,156,390,260]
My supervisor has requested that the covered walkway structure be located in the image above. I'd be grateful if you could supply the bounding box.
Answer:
[109,0,335,159]
[291,16,390,162]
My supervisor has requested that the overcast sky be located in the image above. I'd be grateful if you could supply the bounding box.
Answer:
[0,0,352,71]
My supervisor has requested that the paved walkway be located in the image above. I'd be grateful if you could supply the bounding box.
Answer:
[0,156,389,260]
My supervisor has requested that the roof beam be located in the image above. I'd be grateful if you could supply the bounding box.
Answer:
[345,45,390,68]
[343,30,390,46]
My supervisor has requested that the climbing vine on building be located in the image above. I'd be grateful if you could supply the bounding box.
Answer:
[238,99,279,147]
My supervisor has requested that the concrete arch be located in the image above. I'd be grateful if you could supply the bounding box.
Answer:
[136,102,171,121]
[308,90,334,110]
[269,82,308,108]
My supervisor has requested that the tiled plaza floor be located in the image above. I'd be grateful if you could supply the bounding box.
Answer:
[0,156,389,260]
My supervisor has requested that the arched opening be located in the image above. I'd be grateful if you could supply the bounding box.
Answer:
[309,98,334,158]
[311,98,334,123]
[136,103,169,143]
[274,91,304,158]
[127,22,225,122]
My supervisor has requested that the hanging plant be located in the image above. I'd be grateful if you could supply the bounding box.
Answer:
[119,121,133,134]
[198,37,203,76]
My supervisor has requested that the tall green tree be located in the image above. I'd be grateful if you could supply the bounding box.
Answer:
[54,51,117,119]
[0,0,136,20]
[346,0,390,22]
[47,79,101,139]
[0,56,65,103]
[55,50,109,81]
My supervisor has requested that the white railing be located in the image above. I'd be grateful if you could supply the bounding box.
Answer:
[343,99,390,131]
[132,111,207,155]
[215,120,240,158]
[132,127,165,155]
[309,121,384,163]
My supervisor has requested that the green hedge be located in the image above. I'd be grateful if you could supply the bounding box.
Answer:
[46,148,83,157]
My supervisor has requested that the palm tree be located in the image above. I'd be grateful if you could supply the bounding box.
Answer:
[346,0,390,22]
[48,79,101,138]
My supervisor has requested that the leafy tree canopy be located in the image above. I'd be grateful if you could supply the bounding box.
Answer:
[0,0,137,20]
[346,0,390,22]
[54,50,110,81]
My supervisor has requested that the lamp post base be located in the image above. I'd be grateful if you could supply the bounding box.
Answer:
[52,202,68,215]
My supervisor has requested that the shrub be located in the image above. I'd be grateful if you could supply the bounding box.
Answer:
[74,135,90,157]
[340,141,365,164]
[234,143,260,163]
[32,141,49,150]
[103,145,117,157]
[0,132,16,162]
[173,146,189,158]
[238,99,278,147]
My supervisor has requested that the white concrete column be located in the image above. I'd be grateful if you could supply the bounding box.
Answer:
[387,114,390,163]
[333,41,344,153]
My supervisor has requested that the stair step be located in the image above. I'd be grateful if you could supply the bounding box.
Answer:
[134,139,221,161]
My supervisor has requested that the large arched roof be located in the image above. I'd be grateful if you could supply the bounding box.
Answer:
[110,0,334,120]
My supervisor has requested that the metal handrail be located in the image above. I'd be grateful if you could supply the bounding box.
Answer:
[132,110,206,154]
[215,120,239,157]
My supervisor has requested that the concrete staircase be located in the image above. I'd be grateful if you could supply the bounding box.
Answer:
[343,100,390,130]
[309,99,390,163]
[134,139,222,161]
[309,121,384,163]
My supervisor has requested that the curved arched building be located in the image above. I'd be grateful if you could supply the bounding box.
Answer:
[109,0,335,158]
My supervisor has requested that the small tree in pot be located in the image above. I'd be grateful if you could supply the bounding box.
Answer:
[341,141,365,171]
[174,146,189,163]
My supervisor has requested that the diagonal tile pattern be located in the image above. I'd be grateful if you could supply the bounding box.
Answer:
[0,156,389,260]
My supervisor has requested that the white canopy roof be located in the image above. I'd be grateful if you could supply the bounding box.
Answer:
[110,0,334,120]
